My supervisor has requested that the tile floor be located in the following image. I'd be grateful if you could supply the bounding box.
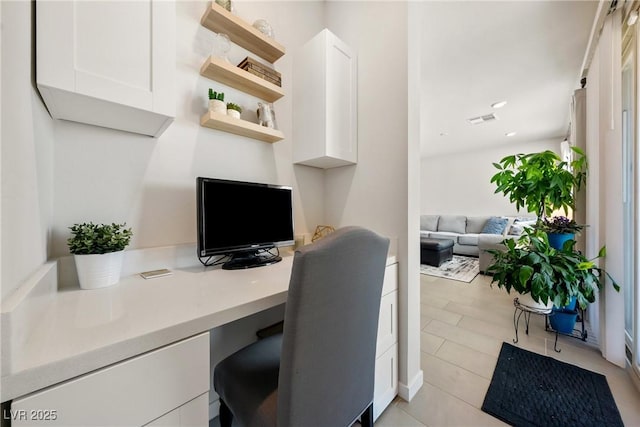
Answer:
[375,272,640,427]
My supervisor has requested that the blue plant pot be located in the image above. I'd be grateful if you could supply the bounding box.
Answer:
[553,296,577,311]
[547,233,575,250]
[549,308,578,334]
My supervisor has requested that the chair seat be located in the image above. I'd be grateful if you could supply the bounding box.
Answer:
[214,334,282,427]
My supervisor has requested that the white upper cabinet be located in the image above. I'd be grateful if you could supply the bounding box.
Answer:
[293,29,357,169]
[36,0,175,137]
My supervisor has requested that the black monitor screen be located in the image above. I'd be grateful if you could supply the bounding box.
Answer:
[197,177,294,257]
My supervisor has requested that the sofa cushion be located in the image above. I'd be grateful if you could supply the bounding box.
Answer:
[507,218,536,236]
[429,231,459,243]
[458,234,479,246]
[481,216,509,235]
[437,215,466,234]
[420,230,430,238]
[466,216,490,234]
[420,215,439,232]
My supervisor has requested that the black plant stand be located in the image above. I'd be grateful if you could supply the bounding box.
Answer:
[513,297,588,353]
[513,297,561,353]
[545,307,588,342]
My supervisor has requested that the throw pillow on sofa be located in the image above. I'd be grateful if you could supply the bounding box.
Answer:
[481,216,509,235]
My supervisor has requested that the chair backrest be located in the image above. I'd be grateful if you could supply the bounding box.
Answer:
[277,226,390,427]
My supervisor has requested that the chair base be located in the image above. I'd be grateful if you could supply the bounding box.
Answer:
[219,399,233,427]
[361,403,373,427]
[220,399,374,427]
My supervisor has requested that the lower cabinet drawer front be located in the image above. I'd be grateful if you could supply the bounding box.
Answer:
[373,343,398,420]
[376,290,397,357]
[11,333,210,427]
[381,263,398,296]
[144,393,209,427]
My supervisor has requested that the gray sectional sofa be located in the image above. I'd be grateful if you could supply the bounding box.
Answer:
[420,214,536,271]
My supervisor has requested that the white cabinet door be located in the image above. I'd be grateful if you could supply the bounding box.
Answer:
[11,333,209,426]
[145,394,209,427]
[373,343,398,420]
[293,29,357,168]
[36,0,175,137]
[373,263,398,419]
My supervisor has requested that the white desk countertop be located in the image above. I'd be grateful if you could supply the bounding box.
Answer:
[1,253,397,402]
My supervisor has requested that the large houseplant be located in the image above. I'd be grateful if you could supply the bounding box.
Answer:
[490,147,587,219]
[68,222,132,290]
[487,228,619,330]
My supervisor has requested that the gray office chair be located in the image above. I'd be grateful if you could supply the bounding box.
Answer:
[213,226,390,427]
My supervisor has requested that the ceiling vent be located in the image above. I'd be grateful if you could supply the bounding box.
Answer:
[467,113,498,125]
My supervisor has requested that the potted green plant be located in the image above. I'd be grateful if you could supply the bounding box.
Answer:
[226,102,242,119]
[538,215,585,250]
[68,222,133,290]
[209,89,226,114]
[487,228,619,332]
[490,148,587,220]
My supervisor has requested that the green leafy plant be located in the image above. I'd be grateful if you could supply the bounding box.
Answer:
[487,228,619,310]
[68,223,133,255]
[490,147,587,219]
[226,102,242,113]
[208,89,224,101]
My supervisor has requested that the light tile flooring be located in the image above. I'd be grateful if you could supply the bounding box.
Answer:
[375,272,640,427]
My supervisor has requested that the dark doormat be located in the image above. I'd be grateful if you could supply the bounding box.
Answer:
[482,342,624,427]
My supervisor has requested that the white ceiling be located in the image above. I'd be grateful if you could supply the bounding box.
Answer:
[419,1,599,158]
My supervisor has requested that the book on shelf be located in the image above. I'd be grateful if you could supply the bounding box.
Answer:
[243,67,282,87]
[237,56,282,86]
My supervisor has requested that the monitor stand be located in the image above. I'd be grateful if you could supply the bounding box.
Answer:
[222,250,282,270]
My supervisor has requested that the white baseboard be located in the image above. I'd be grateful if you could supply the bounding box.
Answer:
[398,369,423,401]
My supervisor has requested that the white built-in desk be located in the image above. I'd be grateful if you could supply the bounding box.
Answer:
[1,252,398,426]
[1,254,294,402]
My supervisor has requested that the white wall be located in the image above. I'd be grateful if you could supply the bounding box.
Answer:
[420,139,561,216]
[1,1,56,300]
[47,1,325,260]
[324,1,423,400]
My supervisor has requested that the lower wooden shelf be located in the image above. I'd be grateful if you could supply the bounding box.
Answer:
[200,110,284,143]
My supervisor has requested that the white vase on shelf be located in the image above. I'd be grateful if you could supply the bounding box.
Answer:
[227,109,241,119]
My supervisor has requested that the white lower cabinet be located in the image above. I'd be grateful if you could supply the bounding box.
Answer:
[144,394,209,427]
[373,263,398,420]
[11,333,210,427]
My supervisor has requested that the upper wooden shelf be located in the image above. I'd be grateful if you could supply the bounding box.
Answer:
[200,56,284,103]
[200,110,284,143]
[201,3,285,63]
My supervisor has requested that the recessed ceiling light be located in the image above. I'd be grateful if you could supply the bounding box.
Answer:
[491,101,508,109]
[440,132,448,136]
[505,131,517,137]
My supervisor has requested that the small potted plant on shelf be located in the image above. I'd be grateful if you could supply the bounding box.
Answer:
[538,215,585,250]
[68,222,133,290]
[487,228,619,333]
[226,102,242,119]
[209,89,226,114]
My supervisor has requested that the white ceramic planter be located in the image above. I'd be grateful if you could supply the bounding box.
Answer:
[517,293,553,312]
[209,99,226,114]
[75,251,124,290]
[227,109,241,119]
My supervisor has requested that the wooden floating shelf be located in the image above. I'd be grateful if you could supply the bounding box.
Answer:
[200,110,284,143]
[200,56,284,103]
[201,3,285,63]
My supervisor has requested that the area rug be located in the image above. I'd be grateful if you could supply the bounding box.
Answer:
[482,342,624,427]
[420,255,479,283]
